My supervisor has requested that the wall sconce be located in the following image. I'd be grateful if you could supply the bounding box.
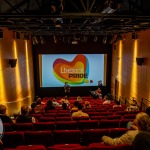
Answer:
[103,35,107,44]
[40,36,45,44]
[0,29,3,39]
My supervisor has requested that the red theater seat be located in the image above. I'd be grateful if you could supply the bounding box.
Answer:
[11,123,33,131]
[81,129,109,145]
[16,145,46,150]
[39,117,55,122]
[3,132,24,148]
[99,120,120,128]
[55,116,72,121]
[47,147,88,150]
[53,130,81,144]
[33,122,55,131]
[24,131,53,146]
[106,115,121,120]
[88,143,133,150]
[78,120,99,130]
[3,123,12,132]
[109,128,128,138]
[55,121,78,130]
[90,116,106,120]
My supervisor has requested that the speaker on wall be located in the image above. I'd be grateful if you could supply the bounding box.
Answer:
[136,58,144,66]
[9,59,17,68]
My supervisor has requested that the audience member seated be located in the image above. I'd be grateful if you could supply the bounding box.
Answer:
[62,102,68,110]
[34,97,45,113]
[72,103,89,118]
[103,95,111,105]
[0,104,13,123]
[133,131,150,150]
[16,105,36,123]
[125,99,139,111]
[29,102,37,114]
[52,97,59,106]
[59,96,70,106]
[76,96,83,103]
[45,100,55,112]
[113,100,122,108]
[71,101,79,111]
[91,87,102,99]
[83,101,91,109]
[101,112,150,146]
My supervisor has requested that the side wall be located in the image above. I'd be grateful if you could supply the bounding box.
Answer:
[0,28,35,115]
[111,29,150,107]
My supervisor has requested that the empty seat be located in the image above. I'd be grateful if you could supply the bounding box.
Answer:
[24,131,53,146]
[11,123,33,131]
[72,117,89,121]
[53,130,81,144]
[58,110,71,113]
[78,120,99,130]
[55,121,78,130]
[56,116,72,121]
[47,144,85,149]
[33,122,55,131]
[57,113,71,117]
[87,112,100,117]
[16,145,46,150]
[90,116,106,120]
[39,117,55,122]
[81,129,109,146]
[47,147,88,150]
[100,112,114,116]
[106,115,121,120]
[43,113,57,117]
[99,120,120,128]
[29,113,43,120]
[3,131,24,148]
[123,114,136,119]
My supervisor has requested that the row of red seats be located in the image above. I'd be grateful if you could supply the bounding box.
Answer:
[3,128,130,148]
[3,119,134,132]
[11,143,134,150]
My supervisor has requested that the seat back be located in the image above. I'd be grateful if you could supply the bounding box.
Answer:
[3,131,24,148]
[24,131,53,146]
[53,130,81,144]
[12,123,33,131]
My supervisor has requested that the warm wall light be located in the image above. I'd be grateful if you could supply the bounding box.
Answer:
[103,35,107,44]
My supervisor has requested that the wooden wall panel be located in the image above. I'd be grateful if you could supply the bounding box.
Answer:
[0,28,35,115]
[111,29,150,106]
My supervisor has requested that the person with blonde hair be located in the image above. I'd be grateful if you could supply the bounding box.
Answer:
[0,104,13,123]
[83,101,91,109]
[101,112,150,146]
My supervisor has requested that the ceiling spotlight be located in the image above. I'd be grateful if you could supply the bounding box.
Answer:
[103,35,107,44]
[32,36,39,45]
[109,35,114,44]
[93,36,98,42]
[54,18,63,28]
[40,36,45,44]
[53,35,58,44]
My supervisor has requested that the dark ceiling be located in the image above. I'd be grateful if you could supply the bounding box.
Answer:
[0,0,150,38]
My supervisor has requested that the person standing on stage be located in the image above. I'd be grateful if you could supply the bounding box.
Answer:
[64,82,70,97]
[98,80,103,88]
